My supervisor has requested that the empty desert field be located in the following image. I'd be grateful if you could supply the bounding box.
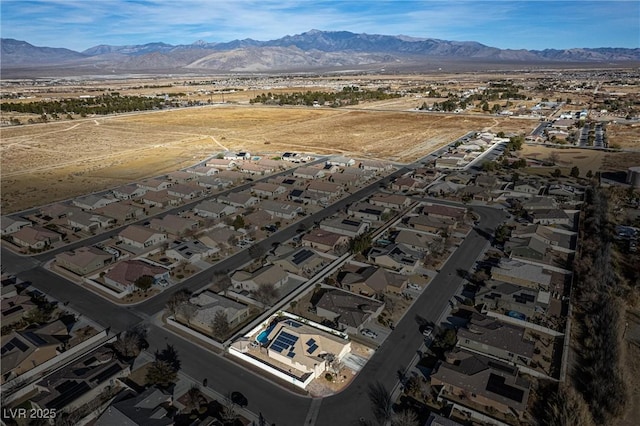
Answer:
[1,104,534,213]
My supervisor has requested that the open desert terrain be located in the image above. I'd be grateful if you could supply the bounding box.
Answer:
[0,104,534,213]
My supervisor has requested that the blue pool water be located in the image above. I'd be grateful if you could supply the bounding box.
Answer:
[256,323,276,344]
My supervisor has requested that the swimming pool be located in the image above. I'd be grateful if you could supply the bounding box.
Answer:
[256,323,276,344]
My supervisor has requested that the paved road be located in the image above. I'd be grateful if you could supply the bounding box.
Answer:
[1,137,505,425]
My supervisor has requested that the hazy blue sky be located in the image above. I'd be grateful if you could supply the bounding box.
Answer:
[1,0,638,51]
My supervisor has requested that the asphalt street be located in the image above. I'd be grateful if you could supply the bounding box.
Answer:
[0,134,505,425]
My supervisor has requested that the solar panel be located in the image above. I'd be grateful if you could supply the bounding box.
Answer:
[342,219,361,227]
[486,373,525,402]
[270,342,286,353]
[280,331,298,340]
[306,338,316,346]
[307,344,319,354]
[10,337,29,352]
[292,249,314,265]
[287,351,296,358]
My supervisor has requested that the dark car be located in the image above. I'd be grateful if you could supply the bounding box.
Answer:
[231,391,248,407]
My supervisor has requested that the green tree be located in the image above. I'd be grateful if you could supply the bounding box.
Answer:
[211,310,230,339]
[350,233,372,254]
[232,215,245,230]
[551,168,563,178]
[145,360,177,388]
[586,170,593,179]
[134,274,154,292]
[570,166,580,178]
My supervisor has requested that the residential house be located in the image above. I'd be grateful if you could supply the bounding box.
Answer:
[261,200,302,220]
[320,217,370,238]
[193,199,237,219]
[149,214,198,236]
[1,295,37,327]
[258,158,285,170]
[104,260,169,293]
[112,184,147,200]
[301,230,350,253]
[272,248,328,278]
[522,196,558,211]
[293,166,325,179]
[474,174,498,189]
[359,160,392,172]
[177,291,250,333]
[186,166,219,177]
[12,226,62,250]
[490,259,552,291]
[421,204,466,222]
[66,210,113,232]
[166,170,196,183]
[315,289,385,334]
[431,349,531,421]
[326,156,355,167]
[391,177,419,192]
[231,264,288,292]
[223,151,250,161]
[252,182,287,198]
[367,244,421,274]
[393,229,435,253]
[513,182,541,195]
[505,236,550,263]
[200,226,243,249]
[32,346,130,413]
[141,190,179,208]
[369,193,411,210]
[1,322,66,383]
[137,179,172,192]
[117,225,167,249]
[55,246,114,275]
[306,181,342,198]
[239,162,272,175]
[457,315,535,366]
[216,170,246,184]
[329,172,359,187]
[287,189,329,206]
[427,180,464,196]
[342,167,375,182]
[405,214,456,234]
[72,195,118,211]
[205,158,237,170]
[1,217,31,236]
[165,239,219,264]
[529,209,570,226]
[95,201,144,223]
[196,175,231,191]
[477,281,549,320]
[348,202,388,222]
[511,223,576,252]
[338,265,407,296]
[39,203,70,220]
[322,164,340,174]
[263,318,351,380]
[167,183,204,200]
[218,191,259,208]
[94,387,172,426]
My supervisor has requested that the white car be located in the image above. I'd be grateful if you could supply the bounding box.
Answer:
[422,326,434,338]
[360,329,378,339]
[408,283,421,291]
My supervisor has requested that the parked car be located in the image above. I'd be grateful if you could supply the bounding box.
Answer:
[408,283,421,291]
[361,329,378,339]
[231,391,248,407]
[422,326,433,338]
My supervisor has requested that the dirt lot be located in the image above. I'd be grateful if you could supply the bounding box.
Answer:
[0,105,533,213]
[518,144,640,177]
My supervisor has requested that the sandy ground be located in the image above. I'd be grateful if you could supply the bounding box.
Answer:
[0,104,534,213]
[518,144,640,177]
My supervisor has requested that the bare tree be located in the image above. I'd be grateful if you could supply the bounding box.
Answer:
[392,409,419,426]
[177,303,197,326]
[220,395,238,424]
[251,282,279,307]
[112,326,147,359]
[213,271,232,295]
[166,289,191,317]
[368,381,393,425]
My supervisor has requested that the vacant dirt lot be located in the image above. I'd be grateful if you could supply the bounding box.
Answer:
[1,104,534,213]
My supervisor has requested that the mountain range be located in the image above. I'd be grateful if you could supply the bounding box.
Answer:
[2,29,639,74]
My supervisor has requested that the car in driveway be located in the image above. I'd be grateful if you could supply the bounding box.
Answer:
[421,325,434,338]
[408,283,422,291]
[360,328,378,339]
